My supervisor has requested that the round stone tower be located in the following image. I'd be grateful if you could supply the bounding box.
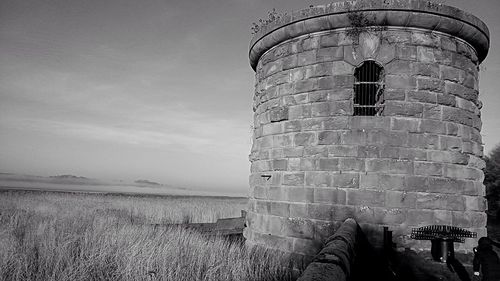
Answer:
[245,0,490,259]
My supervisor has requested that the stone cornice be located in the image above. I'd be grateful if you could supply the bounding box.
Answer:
[249,0,490,70]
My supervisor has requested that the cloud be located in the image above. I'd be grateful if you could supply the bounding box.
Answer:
[2,103,251,157]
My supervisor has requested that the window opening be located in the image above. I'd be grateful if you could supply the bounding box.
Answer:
[353,61,384,116]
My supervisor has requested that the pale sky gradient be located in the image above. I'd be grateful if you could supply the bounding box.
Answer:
[1,0,499,194]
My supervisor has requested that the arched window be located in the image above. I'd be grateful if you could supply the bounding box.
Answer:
[353,61,384,116]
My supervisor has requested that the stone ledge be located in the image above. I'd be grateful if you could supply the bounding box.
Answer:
[249,0,489,69]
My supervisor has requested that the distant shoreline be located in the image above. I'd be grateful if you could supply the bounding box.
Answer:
[0,172,247,198]
[0,186,247,200]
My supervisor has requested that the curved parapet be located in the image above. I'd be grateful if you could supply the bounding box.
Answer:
[249,0,490,70]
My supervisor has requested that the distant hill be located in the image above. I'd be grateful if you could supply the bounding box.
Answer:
[49,175,89,180]
[134,179,161,186]
[0,173,100,185]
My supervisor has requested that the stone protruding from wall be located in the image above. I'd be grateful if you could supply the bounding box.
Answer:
[297,218,359,281]
[298,218,395,281]
[245,0,490,260]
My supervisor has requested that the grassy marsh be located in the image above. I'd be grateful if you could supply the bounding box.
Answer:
[0,190,295,281]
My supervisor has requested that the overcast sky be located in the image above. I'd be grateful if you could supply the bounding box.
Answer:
[1,0,499,194]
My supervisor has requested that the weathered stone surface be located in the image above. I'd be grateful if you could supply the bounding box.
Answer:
[382,30,411,44]
[284,120,302,132]
[463,73,478,90]
[413,63,439,78]
[440,65,464,82]
[456,97,477,113]
[270,202,290,217]
[300,158,318,171]
[305,171,332,187]
[385,60,412,75]
[320,34,339,48]
[445,81,478,101]
[396,45,417,60]
[328,88,353,101]
[452,211,487,228]
[307,204,354,221]
[332,173,359,188]
[290,203,308,218]
[428,177,464,194]
[318,131,341,145]
[422,104,441,120]
[282,55,298,70]
[417,46,435,63]
[347,189,385,207]
[294,79,317,94]
[385,89,405,101]
[283,172,305,186]
[407,91,437,104]
[366,159,413,174]
[341,130,368,145]
[405,176,428,192]
[437,93,456,106]
[288,186,314,203]
[452,53,476,73]
[330,100,353,115]
[351,116,390,130]
[441,37,457,52]
[262,123,282,135]
[376,43,396,64]
[318,158,339,171]
[411,32,440,47]
[272,159,288,171]
[359,173,406,191]
[308,91,328,102]
[310,102,330,117]
[313,188,347,204]
[417,78,444,92]
[442,106,474,126]
[263,60,282,77]
[385,191,417,208]
[304,146,328,157]
[302,37,320,51]
[384,101,423,117]
[322,117,349,129]
[282,218,313,241]
[317,46,344,62]
[414,161,443,176]
[385,75,416,89]
[269,107,289,122]
[343,45,363,66]
[328,145,358,157]
[294,132,316,146]
[391,117,419,132]
[416,193,466,211]
[434,49,454,66]
[419,119,445,134]
[433,210,453,225]
[359,32,380,59]
[298,50,317,66]
[358,145,380,158]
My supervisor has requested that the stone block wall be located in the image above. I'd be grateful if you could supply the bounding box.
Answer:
[245,0,490,259]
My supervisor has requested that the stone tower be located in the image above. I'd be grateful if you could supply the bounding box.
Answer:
[245,0,490,259]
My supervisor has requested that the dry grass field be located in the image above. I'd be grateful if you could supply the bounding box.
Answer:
[0,190,296,281]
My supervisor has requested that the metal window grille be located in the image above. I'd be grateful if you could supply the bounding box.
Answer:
[354,61,385,116]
